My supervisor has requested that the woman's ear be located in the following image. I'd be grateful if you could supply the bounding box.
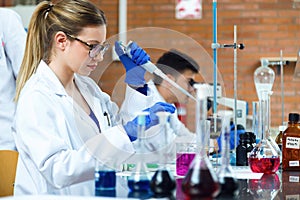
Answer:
[54,31,68,51]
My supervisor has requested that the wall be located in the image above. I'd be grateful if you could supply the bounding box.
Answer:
[3,0,300,131]
[101,0,300,131]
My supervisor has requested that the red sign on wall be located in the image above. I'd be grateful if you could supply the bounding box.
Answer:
[175,0,202,20]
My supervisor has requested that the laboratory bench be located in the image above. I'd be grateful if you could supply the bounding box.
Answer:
[101,167,299,200]
[1,166,299,200]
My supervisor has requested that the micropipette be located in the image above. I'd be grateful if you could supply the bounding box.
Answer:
[119,41,197,101]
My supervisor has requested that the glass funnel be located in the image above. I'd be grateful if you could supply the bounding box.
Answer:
[127,112,151,192]
[249,61,281,174]
[181,84,220,199]
[150,111,176,196]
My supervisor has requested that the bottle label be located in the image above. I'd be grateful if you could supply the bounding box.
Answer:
[286,194,300,200]
[289,161,300,167]
[286,137,300,149]
[289,176,300,183]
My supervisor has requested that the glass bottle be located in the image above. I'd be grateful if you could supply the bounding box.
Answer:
[217,114,239,197]
[181,84,220,199]
[249,62,281,174]
[150,111,176,196]
[282,113,300,171]
[236,133,251,166]
[275,125,286,151]
[127,112,151,192]
[282,171,300,199]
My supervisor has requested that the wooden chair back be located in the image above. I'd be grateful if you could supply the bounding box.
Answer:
[0,150,18,196]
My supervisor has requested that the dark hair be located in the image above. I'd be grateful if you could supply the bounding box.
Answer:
[153,49,200,85]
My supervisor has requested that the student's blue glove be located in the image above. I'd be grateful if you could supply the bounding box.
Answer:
[123,102,176,141]
[115,41,150,86]
[217,123,245,151]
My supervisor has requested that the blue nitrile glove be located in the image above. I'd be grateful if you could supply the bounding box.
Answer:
[217,122,245,151]
[123,102,176,141]
[115,41,150,86]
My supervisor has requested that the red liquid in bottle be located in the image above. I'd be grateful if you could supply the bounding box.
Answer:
[248,157,280,174]
[181,168,220,199]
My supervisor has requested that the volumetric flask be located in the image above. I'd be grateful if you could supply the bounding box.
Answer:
[249,64,281,174]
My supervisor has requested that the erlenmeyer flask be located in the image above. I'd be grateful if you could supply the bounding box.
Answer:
[127,112,151,192]
[217,114,239,197]
[150,112,176,196]
[249,61,281,174]
[181,84,220,199]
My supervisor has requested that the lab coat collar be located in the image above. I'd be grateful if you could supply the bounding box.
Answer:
[36,61,102,133]
[36,60,68,97]
[147,80,166,103]
[36,61,90,98]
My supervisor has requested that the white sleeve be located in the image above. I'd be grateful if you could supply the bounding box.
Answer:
[118,84,155,124]
[14,91,134,189]
[3,9,27,78]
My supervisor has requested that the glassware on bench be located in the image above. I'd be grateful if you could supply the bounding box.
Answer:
[217,113,239,198]
[181,84,220,199]
[150,111,176,197]
[249,60,281,174]
[127,112,151,192]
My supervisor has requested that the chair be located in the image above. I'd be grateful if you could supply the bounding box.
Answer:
[0,150,18,197]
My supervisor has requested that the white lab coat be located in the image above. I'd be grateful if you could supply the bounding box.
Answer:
[119,80,196,164]
[13,61,135,195]
[0,8,26,150]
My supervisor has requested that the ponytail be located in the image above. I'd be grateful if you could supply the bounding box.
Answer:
[15,0,106,101]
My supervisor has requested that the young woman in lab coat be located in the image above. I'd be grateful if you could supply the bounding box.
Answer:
[13,0,174,195]
[0,8,26,150]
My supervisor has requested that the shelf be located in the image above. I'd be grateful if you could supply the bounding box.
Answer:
[260,57,297,65]
[260,56,297,75]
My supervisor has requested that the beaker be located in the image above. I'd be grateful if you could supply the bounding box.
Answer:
[150,112,176,196]
[127,112,151,192]
[176,142,196,176]
[249,63,281,174]
[181,84,220,199]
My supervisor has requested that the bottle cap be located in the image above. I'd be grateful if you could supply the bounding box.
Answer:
[239,133,249,141]
[288,113,300,122]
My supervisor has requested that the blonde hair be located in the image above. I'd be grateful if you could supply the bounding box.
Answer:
[15,0,106,101]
